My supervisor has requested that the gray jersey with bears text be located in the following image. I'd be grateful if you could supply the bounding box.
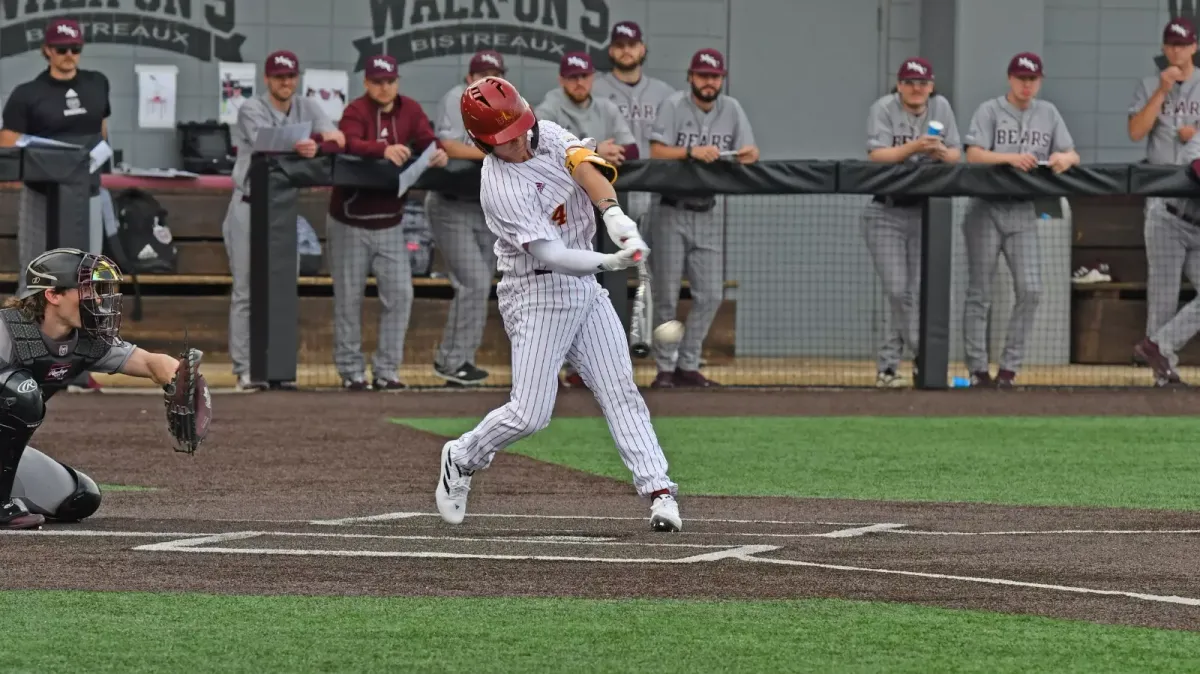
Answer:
[592,73,677,156]
[651,91,755,208]
[534,88,636,147]
[1130,70,1200,164]
[964,97,1074,160]
[867,92,961,159]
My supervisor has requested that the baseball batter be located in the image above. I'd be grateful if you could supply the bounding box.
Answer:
[434,76,681,532]
[222,50,343,391]
[864,57,961,388]
[535,50,639,390]
[1129,18,1200,386]
[648,48,758,388]
[424,50,507,387]
[0,248,209,529]
[962,52,1079,388]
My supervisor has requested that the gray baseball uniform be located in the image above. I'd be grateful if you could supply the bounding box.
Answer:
[649,91,755,373]
[1131,71,1200,372]
[591,73,676,221]
[863,93,961,376]
[961,96,1073,376]
[425,83,498,373]
[1146,135,1200,369]
[222,93,334,379]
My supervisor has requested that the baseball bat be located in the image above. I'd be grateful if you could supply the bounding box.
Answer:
[628,221,653,358]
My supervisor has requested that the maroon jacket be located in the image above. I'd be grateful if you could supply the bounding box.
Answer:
[327,94,441,229]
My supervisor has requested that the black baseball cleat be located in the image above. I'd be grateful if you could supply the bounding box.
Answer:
[434,363,489,386]
[372,378,408,391]
[0,499,45,530]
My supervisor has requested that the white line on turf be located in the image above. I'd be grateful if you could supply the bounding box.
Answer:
[133,531,262,551]
[141,544,783,563]
[893,529,1200,536]
[736,554,1200,607]
[308,511,873,527]
[816,523,907,538]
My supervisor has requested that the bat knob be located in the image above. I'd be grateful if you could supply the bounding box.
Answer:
[632,251,643,263]
[631,344,650,358]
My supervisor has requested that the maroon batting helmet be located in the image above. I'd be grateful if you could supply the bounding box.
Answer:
[460,76,537,149]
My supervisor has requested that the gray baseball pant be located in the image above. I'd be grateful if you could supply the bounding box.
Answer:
[1144,200,1200,368]
[424,192,496,369]
[221,192,253,376]
[961,198,1044,374]
[13,446,81,516]
[650,204,724,373]
[862,201,921,373]
[326,215,413,382]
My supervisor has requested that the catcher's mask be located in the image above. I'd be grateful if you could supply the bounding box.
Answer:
[20,248,124,346]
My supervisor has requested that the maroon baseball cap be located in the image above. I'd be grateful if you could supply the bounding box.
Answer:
[689,48,726,75]
[897,57,934,81]
[468,50,506,74]
[364,54,398,81]
[44,18,83,46]
[264,50,299,77]
[1165,18,1197,45]
[1007,52,1043,77]
[560,51,594,77]
[611,21,643,43]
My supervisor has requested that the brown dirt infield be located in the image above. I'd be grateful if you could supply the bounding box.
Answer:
[2,388,1200,632]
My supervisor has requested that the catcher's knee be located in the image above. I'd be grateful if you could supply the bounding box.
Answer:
[51,464,102,522]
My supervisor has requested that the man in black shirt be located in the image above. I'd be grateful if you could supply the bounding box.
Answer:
[1,18,112,393]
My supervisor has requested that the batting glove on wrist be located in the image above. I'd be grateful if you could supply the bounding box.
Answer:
[601,205,641,248]
[621,235,649,255]
[599,247,645,271]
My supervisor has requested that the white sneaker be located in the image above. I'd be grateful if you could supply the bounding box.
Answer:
[236,374,268,392]
[649,493,682,532]
[435,442,474,524]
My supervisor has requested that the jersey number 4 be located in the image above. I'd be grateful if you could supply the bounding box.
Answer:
[551,203,567,226]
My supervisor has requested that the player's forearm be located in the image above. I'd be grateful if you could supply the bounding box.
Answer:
[574,160,618,204]
[119,348,180,386]
[527,239,608,276]
[1129,93,1167,141]
[650,142,688,159]
[868,145,917,163]
[0,130,19,148]
[442,138,485,160]
[965,146,1012,165]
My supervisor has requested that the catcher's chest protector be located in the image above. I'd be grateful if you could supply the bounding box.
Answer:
[0,309,109,401]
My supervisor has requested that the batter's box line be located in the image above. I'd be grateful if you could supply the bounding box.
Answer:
[731,552,1200,608]
[307,511,879,527]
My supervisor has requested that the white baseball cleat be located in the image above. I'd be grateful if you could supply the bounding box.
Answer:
[436,442,474,524]
[649,493,682,532]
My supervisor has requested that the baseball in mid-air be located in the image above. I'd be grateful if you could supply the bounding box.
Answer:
[654,320,684,345]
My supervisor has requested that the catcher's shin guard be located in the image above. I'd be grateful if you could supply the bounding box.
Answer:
[0,369,45,501]
[14,447,101,521]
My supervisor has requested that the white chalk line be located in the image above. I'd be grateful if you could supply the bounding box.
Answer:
[893,528,1200,536]
[736,554,1200,607]
[308,511,873,527]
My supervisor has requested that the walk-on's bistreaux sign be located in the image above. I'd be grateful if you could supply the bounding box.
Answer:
[353,0,611,72]
[0,0,245,61]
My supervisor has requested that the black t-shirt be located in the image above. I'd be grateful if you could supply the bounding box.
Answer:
[1,68,110,137]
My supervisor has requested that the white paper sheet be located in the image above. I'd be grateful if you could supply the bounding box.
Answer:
[218,61,257,125]
[15,135,81,148]
[252,122,314,152]
[397,143,439,196]
[135,64,178,129]
[89,140,113,173]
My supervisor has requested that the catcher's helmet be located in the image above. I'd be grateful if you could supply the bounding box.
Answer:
[460,76,537,149]
[19,248,124,345]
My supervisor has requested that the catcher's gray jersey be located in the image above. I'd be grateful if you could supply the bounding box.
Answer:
[230,94,335,194]
[867,93,961,158]
[963,97,1073,159]
[0,326,134,374]
[434,83,471,143]
[533,89,635,146]
[650,91,755,153]
[1130,71,1200,164]
[591,73,676,156]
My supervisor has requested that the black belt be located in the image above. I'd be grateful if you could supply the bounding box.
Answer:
[438,192,480,203]
[534,269,552,276]
[661,197,715,212]
[241,194,250,204]
[872,195,922,208]
[1166,203,1200,226]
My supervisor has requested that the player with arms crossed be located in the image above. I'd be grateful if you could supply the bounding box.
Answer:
[434,77,681,532]
[864,57,961,388]
[961,52,1078,388]
[0,248,210,529]
[1129,18,1200,386]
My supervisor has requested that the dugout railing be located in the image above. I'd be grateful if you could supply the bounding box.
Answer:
[247,153,1200,390]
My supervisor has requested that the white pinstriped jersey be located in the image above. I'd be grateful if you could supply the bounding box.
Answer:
[480,120,597,275]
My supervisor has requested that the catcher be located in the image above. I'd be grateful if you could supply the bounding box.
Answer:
[0,248,210,530]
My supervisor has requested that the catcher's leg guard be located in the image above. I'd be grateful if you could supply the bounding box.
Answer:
[0,369,45,501]
[13,447,102,521]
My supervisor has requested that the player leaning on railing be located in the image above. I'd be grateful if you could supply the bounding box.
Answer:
[0,249,210,530]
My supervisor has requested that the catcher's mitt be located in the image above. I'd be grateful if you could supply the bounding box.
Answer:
[163,347,211,455]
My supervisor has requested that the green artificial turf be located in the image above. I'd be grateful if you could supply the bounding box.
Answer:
[5,591,1200,673]
[395,416,1200,510]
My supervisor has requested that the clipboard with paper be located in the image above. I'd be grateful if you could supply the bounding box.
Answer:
[252,122,313,152]
[397,143,439,197]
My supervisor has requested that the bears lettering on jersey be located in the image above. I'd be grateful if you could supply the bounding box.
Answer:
[674,132,735,150]
[993,128,1052,149]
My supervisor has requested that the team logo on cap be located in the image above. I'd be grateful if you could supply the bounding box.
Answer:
[274,54,296,69]
[1171,22,1191,37]
[615,25,637,38]
[372,57,394,72]
[1017,56,1038,72]
[479,53,501,67]
[566,55,589,69]
[905,60,927,75]
[699,53,721,68]
[353,0,612,71]
[0,3,246,62]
